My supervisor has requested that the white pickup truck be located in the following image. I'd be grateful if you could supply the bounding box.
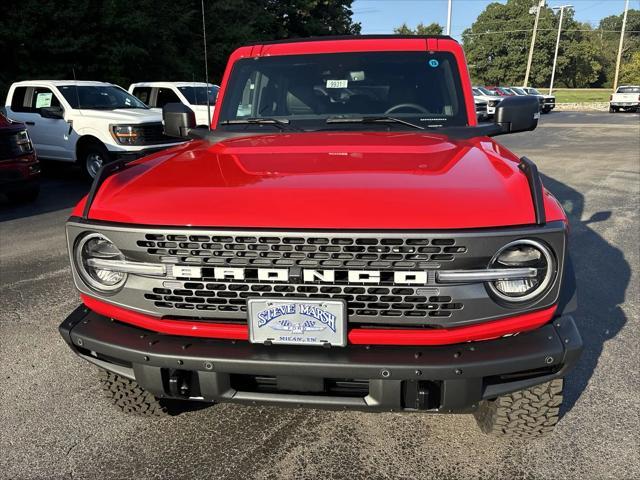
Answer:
[610,85,640,113]
[3,81,184,178]
[129,82,219,127]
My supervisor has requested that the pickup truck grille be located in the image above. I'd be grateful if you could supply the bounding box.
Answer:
[137,233,467,269]
[138,122,182,145]
[0,130,23,160]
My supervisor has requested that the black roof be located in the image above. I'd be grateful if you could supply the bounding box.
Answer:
[247,34,456,47]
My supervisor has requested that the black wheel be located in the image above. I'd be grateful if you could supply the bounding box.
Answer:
[99,370,169,416]
[78,141,111,180]
[6,184,39,203]
[609,106,618,113]
[473,379,563,438]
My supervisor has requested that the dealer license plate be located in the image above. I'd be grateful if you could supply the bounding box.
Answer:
[247,298,347,347]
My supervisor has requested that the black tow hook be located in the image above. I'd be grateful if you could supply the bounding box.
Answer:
[168,370,191,397]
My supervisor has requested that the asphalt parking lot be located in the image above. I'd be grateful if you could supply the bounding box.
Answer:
[1,111,638,480]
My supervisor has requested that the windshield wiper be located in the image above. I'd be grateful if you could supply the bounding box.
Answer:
[219,117,303,131]
[325,116,424,130]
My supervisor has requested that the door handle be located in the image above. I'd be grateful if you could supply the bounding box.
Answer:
[25,121,35,126]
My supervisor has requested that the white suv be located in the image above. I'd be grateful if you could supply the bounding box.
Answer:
[4,81,184,178]
[129,82,219,127]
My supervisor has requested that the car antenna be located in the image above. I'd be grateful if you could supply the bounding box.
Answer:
[201,0,211,130]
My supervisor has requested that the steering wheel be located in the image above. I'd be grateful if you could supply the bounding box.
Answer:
[384,103,430,114]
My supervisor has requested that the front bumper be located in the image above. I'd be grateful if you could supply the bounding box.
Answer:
[59,306,582,412]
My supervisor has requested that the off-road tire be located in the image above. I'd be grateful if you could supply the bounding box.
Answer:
[99,370,168,416]
[609,106,618,113]
[473,379,563,438]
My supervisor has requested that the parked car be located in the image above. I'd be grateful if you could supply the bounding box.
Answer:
[609,85,640,113]
[487,87,516,97]
[129,82,220,127]
[474,98,488,121]
[508,87,543,113]
[0,112,40,202]
[522,87,555,114]
[472,87,502,116]
[59,35,581,439]
[4,81,184,179]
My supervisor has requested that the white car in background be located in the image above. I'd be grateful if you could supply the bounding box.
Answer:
[609,85,640,113]
[472,87,502,116]
[129,82,219,127]
[522,87,555,113]
[4,81,183,178]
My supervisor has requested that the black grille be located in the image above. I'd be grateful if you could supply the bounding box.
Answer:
[143,281,464,320]
[137,234,467,269]
[138,122,182,145]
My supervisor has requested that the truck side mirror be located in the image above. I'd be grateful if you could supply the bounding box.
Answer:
[40,106,64,119]
[163,102,196,138]
[493,96,539,135]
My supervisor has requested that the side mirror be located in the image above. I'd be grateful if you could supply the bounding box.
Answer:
[492,96,539,135]
[163,102,196,138]
[40,106,64,119]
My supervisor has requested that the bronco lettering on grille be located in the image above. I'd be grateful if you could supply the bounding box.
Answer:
[171,267,432,285]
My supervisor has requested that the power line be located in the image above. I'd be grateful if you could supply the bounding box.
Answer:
[463,29,640,36]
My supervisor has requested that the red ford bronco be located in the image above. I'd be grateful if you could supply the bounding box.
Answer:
[60,36,582,438]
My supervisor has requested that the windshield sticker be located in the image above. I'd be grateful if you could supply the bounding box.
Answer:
[326,79,348,89]
[35,92,53,108]
[428,59,439,68]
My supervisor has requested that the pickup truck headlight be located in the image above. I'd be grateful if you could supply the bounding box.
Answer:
[110,125,144,145]
[75,233,127,292]
[488,100,500,107]
[488,239,555,302]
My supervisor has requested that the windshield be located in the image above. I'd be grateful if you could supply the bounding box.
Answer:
[472,88,482,96]
[527,88,542,95]
[511,87,526,95]
[178,85,220,105]
[617,86,640,94]
[218,51,468,131]
[58,85,148,110]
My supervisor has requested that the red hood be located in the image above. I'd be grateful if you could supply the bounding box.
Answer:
[84,132,553,229]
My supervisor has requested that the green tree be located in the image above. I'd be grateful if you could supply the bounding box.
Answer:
[0,0,361,100]
[394,22,443,35]
[620,51,640,84]
[462,0,605,88]
[597,10,640,87]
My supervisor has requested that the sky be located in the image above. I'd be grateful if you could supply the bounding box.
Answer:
[352,0,635,40]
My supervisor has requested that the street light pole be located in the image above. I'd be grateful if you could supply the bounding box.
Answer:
[549,4,572,95]
[446,0,453,35]
[613,0,630,90]
[524,0,545,87]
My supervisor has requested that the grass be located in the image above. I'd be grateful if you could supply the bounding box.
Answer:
[544,88,612,103]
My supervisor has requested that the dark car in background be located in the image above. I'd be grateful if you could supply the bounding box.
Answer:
[0,112,40,202]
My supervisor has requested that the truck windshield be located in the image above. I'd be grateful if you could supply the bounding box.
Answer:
[476,87,495,96]
[616,86,640,93]
[218,51,468,131]
[178,86,220,105]
[58,85,148,110]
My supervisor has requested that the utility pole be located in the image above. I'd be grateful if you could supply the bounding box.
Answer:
[524,0,546,87]
[613,0,630,90]
[446,0,453,36]
[549,4,572,95]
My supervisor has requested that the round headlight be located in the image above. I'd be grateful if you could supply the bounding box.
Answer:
[488,239,555,302]
[75,233,127,292]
